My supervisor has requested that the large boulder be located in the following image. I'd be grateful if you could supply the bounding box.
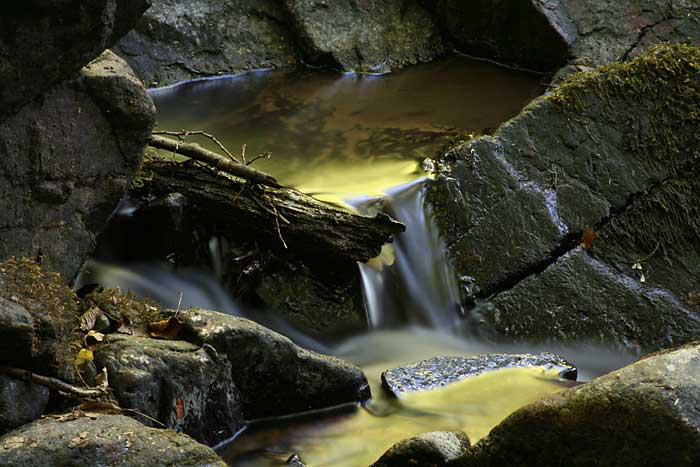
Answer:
[427,44,700,351]
[0,50,155,282]
[422,0,700,71]
[175,308,371,419]
[94,335,242,446]
[372,431,471,467]
[454,342,700,466]
[0,0,151,120]
[0,414,227,467]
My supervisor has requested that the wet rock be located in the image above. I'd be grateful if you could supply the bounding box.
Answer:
[175,308,371,419]
[423,0,700,71]
[0,50,156,282]
[456,342,700,466]
[0,0,151,120]
[94,334,241,446]
[0,258,81,383]
[382,353,575,397]
[115,0,300,87]
[373,431,470,467]
[284,0,445,73]
[427,45,700,351]
[0,414,227,467]
[0,375,50,435]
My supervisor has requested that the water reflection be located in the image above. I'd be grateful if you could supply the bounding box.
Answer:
[151,56,543,204]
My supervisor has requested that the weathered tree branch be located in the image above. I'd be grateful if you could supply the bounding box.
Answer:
[148,134,282,188]
[0,365,107,399]
[131,158,405,263]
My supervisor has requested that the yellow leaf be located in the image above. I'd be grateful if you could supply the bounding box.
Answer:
[75,349,94,368]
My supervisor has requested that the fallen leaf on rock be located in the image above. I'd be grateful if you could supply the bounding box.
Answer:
[95,367,109,392]
[116,314,133,335]
[580,226,596,250]
[68,432,89,448]
[77,400,122,416]
[175,399,185,420]
[84,330,104,350]
[2,436,25,450]
[684,292,700,308]
[79,307,102,332]
[148,317,183,340]
[74,349,94,368]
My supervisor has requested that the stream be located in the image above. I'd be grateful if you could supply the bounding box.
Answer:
[82,56,638,466]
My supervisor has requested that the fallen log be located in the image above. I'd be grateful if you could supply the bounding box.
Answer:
[130,158,405,264]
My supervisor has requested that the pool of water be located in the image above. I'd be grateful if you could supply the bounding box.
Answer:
[150,55,543,205]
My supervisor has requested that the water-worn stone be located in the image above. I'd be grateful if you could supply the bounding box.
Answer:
[175,308,371,419]
[115,0,300,87]
[0,414,227,467]
[382,353,576,397]
[284,0,444,73]
[0,0,151,120]
[0,50,156,283]
[455,342,700,466]
[373,431,471,467]
[94,334,241,446]
[0,375,50,435]
[427,45,700,351]
[424,0,700,71]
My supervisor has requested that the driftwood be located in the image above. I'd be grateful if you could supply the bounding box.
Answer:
[131,158,405,264]
[148,134,282,189]
[0,365,107,399]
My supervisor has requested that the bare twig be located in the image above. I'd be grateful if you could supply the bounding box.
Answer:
[246,152,272,166]
[148,134,282,188]
[0,365,107,399]
[153,130,240,163]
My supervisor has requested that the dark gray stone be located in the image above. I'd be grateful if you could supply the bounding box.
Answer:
[0,0,151,120]
[0,414,227,467]
[382,353,575,397]
[373,431,470,467]
[94,334,242,446]
[456,342,700,466]
[175,308,371,419]
[0,50,155,283]
[0,375,50,435]
[0,298,33,369]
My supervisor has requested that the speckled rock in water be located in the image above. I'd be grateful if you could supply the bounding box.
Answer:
[115,0,300,87]
[0,414,227,467]
[283,0,445,73]
[423,0,700,71]
[174,308,371,419]
[0,375,50,435]
[382,353,575,397]
[427,45,700,351]
[454,342,700,466]
[372,431,471,467]
[94,334,241,446]
[0,50,155,282]
[0,0,151,120]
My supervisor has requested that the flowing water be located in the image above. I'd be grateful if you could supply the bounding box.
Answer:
[84,56,639,466]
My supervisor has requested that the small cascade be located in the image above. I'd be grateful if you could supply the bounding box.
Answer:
[350,178,463,331]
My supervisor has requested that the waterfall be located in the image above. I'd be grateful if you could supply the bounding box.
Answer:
[350,178,463,331]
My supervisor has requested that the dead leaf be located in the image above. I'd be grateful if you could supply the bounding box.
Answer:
[684,292,700,308]
[68,432,89,448]
[175,399,185,420]
[79,307,102,332]
[3,436,25,450]
[580,226,596,250]
[148,317,183,340]
[116,314,133,335]
[74,349,94,368]
[84,330,104,350]
[77,400,121,416]
[95,367,109,392]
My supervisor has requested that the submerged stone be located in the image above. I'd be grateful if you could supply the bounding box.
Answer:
[382,353,575,397]
[0,414,227,467]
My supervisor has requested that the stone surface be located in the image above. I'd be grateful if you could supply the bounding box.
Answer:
[424,0,700,71]
[427,45,700,351]
[0,50,156,283]
[382,353,576,397]
[284,0,444,73]
[115,0,300,87]
[94,334,241,446]
[0,375,50,435]
[0,0,151,120]
[175,308,371,419]
[373,431,470,467]
[455,342,700,466]
[0,414,227,467]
